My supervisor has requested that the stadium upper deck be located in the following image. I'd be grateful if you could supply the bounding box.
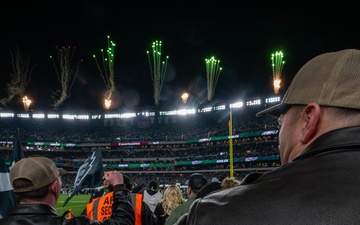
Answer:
[0,94,281,185]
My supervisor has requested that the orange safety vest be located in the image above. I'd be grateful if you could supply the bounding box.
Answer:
[131,193,143,225]
[86,191,113,221]
[86,191,143,225]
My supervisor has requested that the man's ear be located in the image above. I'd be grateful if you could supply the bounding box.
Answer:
[300,103,321,144]
[50,180,58,195]
[187,186,192,195]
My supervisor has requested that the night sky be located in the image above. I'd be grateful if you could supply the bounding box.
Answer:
[1,1,360,111]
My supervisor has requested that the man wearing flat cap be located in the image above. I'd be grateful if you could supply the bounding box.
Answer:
[174,49,360,225]
[0,155,135,225]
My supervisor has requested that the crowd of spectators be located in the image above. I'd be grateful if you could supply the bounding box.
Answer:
[0,107,279,189]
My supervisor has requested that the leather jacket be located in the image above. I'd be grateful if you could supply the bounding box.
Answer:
[0,184,134,225]
[175,126,360,225]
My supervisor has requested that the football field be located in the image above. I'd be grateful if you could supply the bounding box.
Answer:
[56,194,90,217]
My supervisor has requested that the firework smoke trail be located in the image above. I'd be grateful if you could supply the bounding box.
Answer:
[271,51,285,94]
[146,40,169,106]
[50,46,82,110]
[93,35,116,109]
[0,47,37,106]
[205,56,222,101]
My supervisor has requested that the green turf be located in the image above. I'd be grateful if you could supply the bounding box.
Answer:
[56,194,91,217]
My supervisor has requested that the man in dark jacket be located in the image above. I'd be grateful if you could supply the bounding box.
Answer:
[165,173,207,225]
[0,155,134,225]
[175,49,360,225]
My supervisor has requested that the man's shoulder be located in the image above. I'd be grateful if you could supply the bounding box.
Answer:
[0,213,65,225]
[165,201,191,225]
[172,199,194,213]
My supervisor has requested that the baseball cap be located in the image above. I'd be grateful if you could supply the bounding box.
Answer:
[188,173,208,190]
[257,49,360,117]
[149,180,158,189]
[10,155,67,193]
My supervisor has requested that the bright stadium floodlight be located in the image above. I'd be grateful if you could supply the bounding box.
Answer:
[0,113,15,118]
[47,114,59,119]
[121,113,136,118]
[265,96,281,103]
[104,113,121,119]
[201,107,212,113]
[230,101,244,109]
[17,113,30,118]
[62,114,76,120]
[246,99,261,106]
[176,108,196,116]
[75,115,89,120]
[213,105,226,111]
[32,113,45,119]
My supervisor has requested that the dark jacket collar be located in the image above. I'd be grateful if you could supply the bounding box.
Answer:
[9,203,58,216]
[294,126,360,161]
